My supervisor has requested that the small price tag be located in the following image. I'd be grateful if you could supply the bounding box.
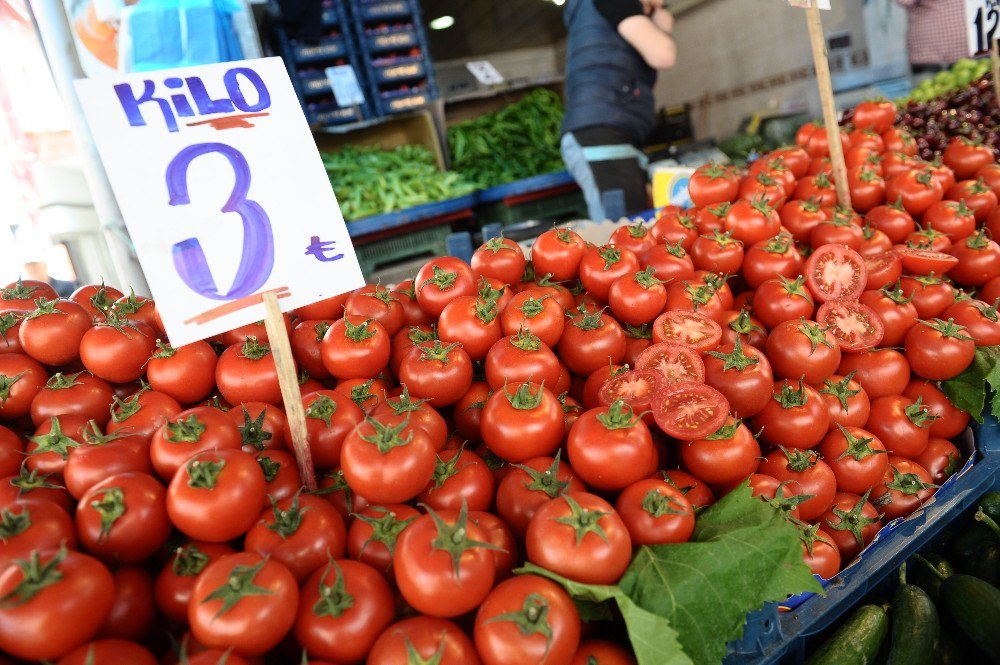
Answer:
[325,65,365,107]
[466,61,505,86]
[967,0,1000,55]
[788,0,831,8]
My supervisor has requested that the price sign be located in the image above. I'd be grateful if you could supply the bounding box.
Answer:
[967,0,1000,55]
[325,65,365,107]
[466,61,505,86]
[75,57,365,347]
[788,0,831,9]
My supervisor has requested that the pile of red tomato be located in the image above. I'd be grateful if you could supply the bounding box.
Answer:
[0,99,997,665]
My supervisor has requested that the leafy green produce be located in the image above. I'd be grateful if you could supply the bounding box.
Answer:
[321,144,477,221]
[941,345,1000,423]
[448,88,566,188]
[521,483,822,665]
[902,58,992,104]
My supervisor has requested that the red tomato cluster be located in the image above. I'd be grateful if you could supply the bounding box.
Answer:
[0,111,993,663]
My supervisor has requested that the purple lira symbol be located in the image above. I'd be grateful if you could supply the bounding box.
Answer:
[165,142,274,300]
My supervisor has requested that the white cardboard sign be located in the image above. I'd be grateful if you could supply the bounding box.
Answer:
[75,57,364,347]
[466,61,505,86]
[966,0,1000,55]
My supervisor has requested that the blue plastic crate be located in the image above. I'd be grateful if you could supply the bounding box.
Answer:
[372,82,438,116]
[354,0,419,22]
[347,194,477,237]
[291,35,349,64]
[306,100,366,126]
[321,0,339,26]
[369,55,428,84]
[477,171,576,205]
[363,25,419,53]
[297,70,333,96]
[725,418,1000,664]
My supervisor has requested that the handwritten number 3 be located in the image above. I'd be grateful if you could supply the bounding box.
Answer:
[166,142,274,301]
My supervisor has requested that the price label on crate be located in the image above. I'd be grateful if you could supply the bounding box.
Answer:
[466,60,505,86]
[967,0,1000,55]
[75,57,365,347]
[325,65,366,107]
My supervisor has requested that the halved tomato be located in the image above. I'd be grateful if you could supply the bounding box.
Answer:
[650,381,730,441]
[893,247,959,276]
[864,252,903,292]
[804,245,867,302]
[635,342,706,384]
[815,300,884,351]
[651,312,722,352]
[599,369,666,419]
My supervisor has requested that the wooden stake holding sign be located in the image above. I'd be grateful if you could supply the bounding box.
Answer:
[992,40,1000,107]
[263,292,317,490]
[802,1,852,209]
[75,58,367,491]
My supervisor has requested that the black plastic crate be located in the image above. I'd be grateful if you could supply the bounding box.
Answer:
[354,0,419,23]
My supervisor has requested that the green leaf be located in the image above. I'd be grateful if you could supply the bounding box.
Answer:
[942,345,1000,424]
[519,563,691,665]
[573,598,614,623]
[617,484,822,665]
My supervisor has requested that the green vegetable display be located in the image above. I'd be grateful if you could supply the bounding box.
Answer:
[904,58,992,104]
[321,144,477,221]
[941,345,1000,423]
[448,88,566,188]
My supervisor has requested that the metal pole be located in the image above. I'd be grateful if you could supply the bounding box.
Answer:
[26,0,150,295]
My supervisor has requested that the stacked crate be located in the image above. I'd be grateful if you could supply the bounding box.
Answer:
[346,0,440,117]
[271,0,372,126]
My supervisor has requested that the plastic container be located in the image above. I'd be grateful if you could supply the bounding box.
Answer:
[354,0,419,22]
[725,418,1000,664]
[291,35,349,64]
[355,223,452,276]
[347,195,476,238]
[476,171,576,205]
[369,55,428,84]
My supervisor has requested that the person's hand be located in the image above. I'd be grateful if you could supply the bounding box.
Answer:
[640,0,664,15]
[652,7,674,33]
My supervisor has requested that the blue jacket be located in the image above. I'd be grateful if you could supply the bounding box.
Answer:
[561,0,657,145]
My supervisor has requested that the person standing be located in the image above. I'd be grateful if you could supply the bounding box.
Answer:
[895,0,967,75]
[561,0,676,221]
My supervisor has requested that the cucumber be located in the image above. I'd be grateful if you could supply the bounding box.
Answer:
[912,554,954,604]
[979,491,1000,524]
[939,573,1000,661]
[963,540,1000,587]
[887,566,939,665]
[806,604,889,665]
[935,627,972,665]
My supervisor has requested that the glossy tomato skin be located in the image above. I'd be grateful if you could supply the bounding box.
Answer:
[368,616,482,665]
[610,223,656,257]
[946,178,998,221]
[903,319,975,381]
[724,198,781,246]
[758,448,837,521]
[753,380,830,450]
[689,231,744,275]
[344,285,405,337]
[495,455,586,537]
[29,371,114,428]
[474,574,582,665]
[898,275,955,320]
[150,406,242,481]
[167,449,266,542]
[107,389,182,440]
[485,332,561,390]
[533,229,587,282]
[189,552,298,656]
[821,491,882,562]
[214,338,282,407]
[153,541,235,623]
[346,503,420,573]
[392,280,434,327]
[526,492,631,585]
[615,478,696,545]
[886,169,944,216]
[398,341,473,407]
[853,100,896,132]
[766,319,841,385]
[437,296,504,361]
[294,558,395,664]
[18,299,92,367]
[870,456,936,521]
[651,311,722,352]
[291,390,364,470]
[75,472,171,564]
[393,507,497,618]
[340,416,436,504]
[866,202,915,244]
[608,270,668,326]
[681,418,760,485]
[703,341,774,417]
[321,315,391,382]
[567,403,658,491]
[753,277,815,330]
[559,311,626,376]
[802,527,842,580]
[481,383,564,463]
[244,494,347,583]
[98,566,155,641]
[417,448,496,512]
[902,379,970,439]
[863,253,903,292]
[0,353,47,420]
[0,548,115,661]
[26,415,88,477]
[79,322,156,384]
[571,640,637,665]
[948,233,1000,286]
[816,373,871,430]
[0,426,21,479]
[859,287,918,347]
[415,257,477,318]
[818,426,890,494]
[688,163,740,207]
[915,438,964,486]
[578,245,641,302]
[651,209,699,249]
[147,341,220,404]
[945,298,1000,347]
[837,349,911,400]
[56,639,157,665]
[719,310,769,351]
[0,498,77,566]
[500,290,565,346]
[865,395,934,458]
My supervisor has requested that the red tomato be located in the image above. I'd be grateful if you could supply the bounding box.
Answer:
[651,310,721,352]
[568,401,658,490]
[26,415,88,477]
[485,330,560,390]
[153,541,235,623]
[742,234,803,288]
[811,216,864,252]
[977,162,1000,198]
[417,448,495,512]
[346,503,420,573]
[681,417,760,485]
[904,318,975,380]
[320,316,390,381]
[28,371,113,428]
[870,457,936,521]
[689,163,740,206]
[903,379,970,439]
[608,268,668,326]
[245,493,346,583]
[800,525,842,579]
[0,465,74,512]
[167,449,266,542]
[471,237,527,286]
[719,309,768,350]
[898,274,955,319]
[558,308,626,376]
[615,478,695,545]
[393,505,496,617]
[766,319,841,384]
[818,426,889,494]
[758,448,836,521]
[578,244,641,302]
[821,491,882,562]
[804,245,867,303]
[794,172,837,207]
[650,381,730,441]
[75,472,171,564]
[817,372,871,431]
[526,492,631,585]
[499,290,565,347]
[847,166,886,213]
[609,222,657,257]
[853,100,896,132]
[865,394,936,460]
[390,280,434,327]
[753,276,815,330]
[894,247,959,277]
[344,285,405,337]
[838,349,911,400]
[0,498,76,566]
[18,298,92,366]
[703,339,774,417]
[739,170,787,207]
[399,340,473,407]
[150,406,241,480]
[340,415,435,504]
[0,278,57,311]
[724,198,781,246]
[863,253,903,294]
[571,640,637,665]
[495,455,586,537]
[866,200,915,244]
[815,300,884,352]
[948,230,1000,286]
[886,169,944,216]
[98,565,155,641]
[415,257,477,318]
[943,137,995,179]
[689,230,744,275]
[532,229,587,282]
[695,202,732,234]
[651,209,699,249]
[57,639,157,665]
[859,284,918,347]
[481,382,563,463]
[189,552,298,656]
[0,426,22,479]
[915,438,964,485]
[78,321,156,384]
[368,617,481,665]
[474,574,582,665]
[69,284,123,322]
[753,380,830,450]
[146,340,218,405]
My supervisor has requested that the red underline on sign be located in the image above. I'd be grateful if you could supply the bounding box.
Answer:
[185,286,291,325]
[186,112,270,130]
